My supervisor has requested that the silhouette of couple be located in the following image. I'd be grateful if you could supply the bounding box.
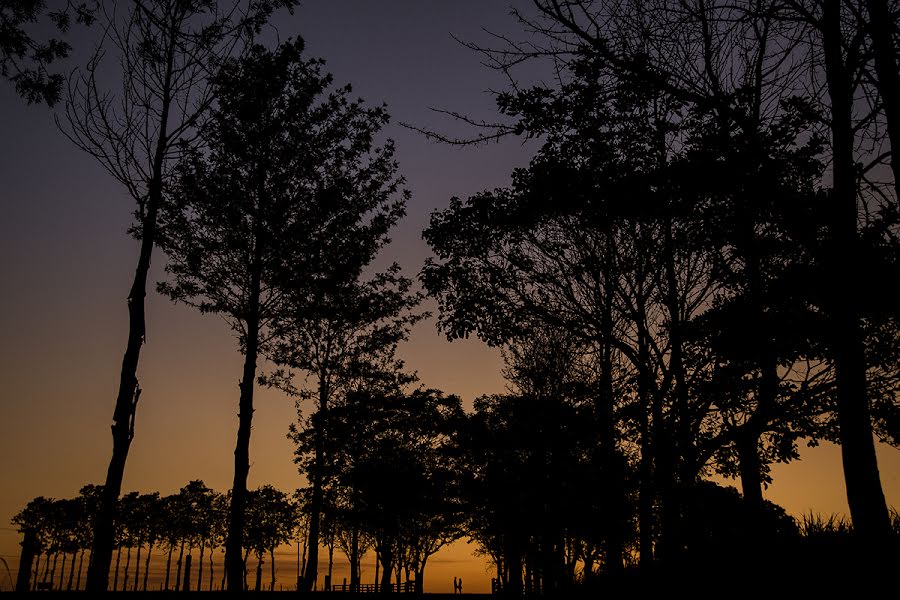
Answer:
[452,576,463,594]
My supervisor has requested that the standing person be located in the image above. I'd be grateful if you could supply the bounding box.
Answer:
[458,578,463,594]
[453,577,458,594]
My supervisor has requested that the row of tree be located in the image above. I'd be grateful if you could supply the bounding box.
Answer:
[16,370,897,594]
[13,481,295,592]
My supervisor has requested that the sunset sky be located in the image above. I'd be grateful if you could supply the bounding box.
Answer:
[0,1,897,592]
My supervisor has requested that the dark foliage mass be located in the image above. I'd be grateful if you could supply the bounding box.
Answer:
[8,0,900,594]
[0,0,95,105]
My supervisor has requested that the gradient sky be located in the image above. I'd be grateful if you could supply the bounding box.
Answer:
[0,1,897,592]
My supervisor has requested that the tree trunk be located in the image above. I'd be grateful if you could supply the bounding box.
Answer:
[83,11,178,585]
[58,553,67,590]
[327,542,334,585]
[254,556,263,592]
[417,555,428,594]
[302,371,330,592]
[49,552,59,590]
[142,541,153,591]
[113,546,121,591]
[174,541,184,592]
[243,548,251,590]
[638,404,655,568]
[31,551,41,591]
[349,527,359,591]
[636,316,655,569]
[85,165,163,593]
[164,544,173,590]
[864,0,900,201]
[737,431,764,510]
[75,549,85,591]
[123,545,131,591]
[67,550,77,590]
[270,547,276,591]
[15,530,38,592]
[224,243,263,591]
[39,552,49,589]
[821,0,892,545]
[133,541,142,591]
[657,216,688,565]
[379,547,392,593]
[183,554,192,592]
[197,542,205,591]
[597,286,625,573]
[209,548,215,591]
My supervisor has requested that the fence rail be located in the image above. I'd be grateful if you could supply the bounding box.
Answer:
[330,580,417,593]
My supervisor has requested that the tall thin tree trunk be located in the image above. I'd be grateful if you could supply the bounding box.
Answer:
[328,541,334,585]
[164,544,173,590]
[15,531,38,592]
[658,215,689,564]
[86,145,166,593]
[83,10,182,584]
[58,553,67,590]
[182,554,192,592]
[175,541,185,592]
[142,541,153,591]
[243,548,251,590]
[597,272,625,573]
[197,542,205,591]
[75,549,85,591]
[821,0,891,544]
[636,311,655,569]
[32,551,41,591]
[737,431,764,508]
[303,364,331,592]
[270,547,276,591]
[417,555,428,594]
[40,551,50,587]
[66,550,77,590]
[112,546,121,590]
[349,527,359,591]
[225,246,263,591]
[133,541,142,591]
[123,545,131,591]
[864,0,900,201]
[49,552,59,589]
[209,548,215,591]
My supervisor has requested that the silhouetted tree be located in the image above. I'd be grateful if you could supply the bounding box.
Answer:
[160,494,182,591]
[276,267,423,592]
[159,38,406,591]
[0,0,95,105]
[59,1,295,589]
[73,484,102,590]
[242,485,296,591]
[294,384,464,593]
[780,0,895,545]
[12,496,52,591]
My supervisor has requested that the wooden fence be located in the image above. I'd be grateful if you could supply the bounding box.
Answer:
[330,580,417,593]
